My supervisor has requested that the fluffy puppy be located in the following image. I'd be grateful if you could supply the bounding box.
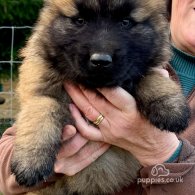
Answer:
[11,0,190,194]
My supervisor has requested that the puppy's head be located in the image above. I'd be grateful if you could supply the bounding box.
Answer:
[36,0,170,87]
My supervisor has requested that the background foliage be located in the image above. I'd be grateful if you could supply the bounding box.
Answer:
[0,0,43,136]
[0,0,43,79]
[0,0,43,26]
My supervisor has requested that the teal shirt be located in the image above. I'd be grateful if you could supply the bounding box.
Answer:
[170,45,195,97]
[166,46,195,162]
[165,46,195,163]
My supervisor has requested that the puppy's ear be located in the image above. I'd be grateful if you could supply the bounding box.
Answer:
[43,0,49,3]
[43,0,51,6]
[43,0,54,6]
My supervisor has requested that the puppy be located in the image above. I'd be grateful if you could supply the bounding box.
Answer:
[11,0,190,194]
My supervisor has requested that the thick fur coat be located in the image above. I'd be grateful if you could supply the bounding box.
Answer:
[11,0,190,194]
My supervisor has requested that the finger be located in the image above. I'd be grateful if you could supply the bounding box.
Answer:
[65,142,110,176]
[62,125,77,141]
[57,132,88,158]
[54,142,110,176]
[97,87,136,112]
[79,85,120,117]
[151,68,169,78]
[65,83,101,122]
[69,104,104,141]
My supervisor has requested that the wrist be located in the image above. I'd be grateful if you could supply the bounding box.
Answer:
[165,140,182,163]
[135,133,180,167]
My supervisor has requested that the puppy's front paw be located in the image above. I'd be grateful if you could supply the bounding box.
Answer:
[147,94,190,133]
[11,149,56,187]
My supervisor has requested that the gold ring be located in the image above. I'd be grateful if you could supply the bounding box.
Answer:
[93,114,104,126]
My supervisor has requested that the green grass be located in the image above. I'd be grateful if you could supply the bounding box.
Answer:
[0,119,12,137]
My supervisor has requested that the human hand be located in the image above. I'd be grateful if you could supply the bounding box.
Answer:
[64,70,180,167]
[54,125,110,175]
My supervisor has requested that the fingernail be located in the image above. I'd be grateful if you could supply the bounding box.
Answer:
[79,85,83,89]
[69,103,76,112]
[62,125,76,141]
[64,82,72,90]
[64,82,68,88]
[79,85,87,92]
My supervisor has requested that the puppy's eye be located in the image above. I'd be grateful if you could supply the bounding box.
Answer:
[121,19,133,28]
[74,18,86,26]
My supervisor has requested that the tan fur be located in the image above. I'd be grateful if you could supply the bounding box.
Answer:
[137,71,182,101]
[47,0,78,17]
[131,1,166,22]
[135,71,187,130]
[16,58,47,102]
[15,7,142,192]
[28,147,140,195]
[11,0,189,195]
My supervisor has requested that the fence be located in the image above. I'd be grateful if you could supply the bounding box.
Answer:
[0,26,32,135]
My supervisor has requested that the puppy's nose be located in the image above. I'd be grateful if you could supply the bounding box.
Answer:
[90,53,112,67]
